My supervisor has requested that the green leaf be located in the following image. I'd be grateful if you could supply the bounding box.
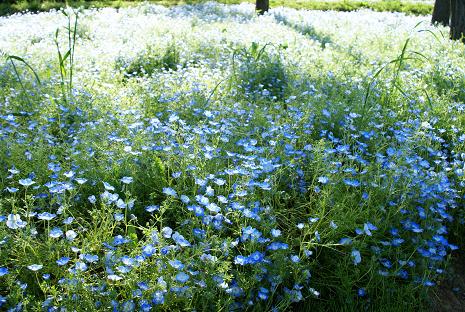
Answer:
[7,55,41,85]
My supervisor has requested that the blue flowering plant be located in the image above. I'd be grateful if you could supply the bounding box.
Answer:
[0,3,464,311]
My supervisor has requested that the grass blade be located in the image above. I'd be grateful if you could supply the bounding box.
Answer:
[7,55,41,85]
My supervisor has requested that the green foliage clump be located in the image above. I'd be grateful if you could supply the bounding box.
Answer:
[234,42,288,101]
[116,43,183,78]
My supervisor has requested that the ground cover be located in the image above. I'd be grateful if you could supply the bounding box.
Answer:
[0,3,464,311]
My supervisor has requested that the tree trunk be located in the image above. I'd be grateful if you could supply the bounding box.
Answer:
[450,0,465,42]
[256,0,269,15]
[432,0,451,26]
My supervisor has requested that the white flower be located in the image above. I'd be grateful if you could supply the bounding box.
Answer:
[27,264,43,271]
[66,230,78,241]
[18,178,35,187]
[121,176,133,184]
[108,274,123,281]
[6,214,27,230]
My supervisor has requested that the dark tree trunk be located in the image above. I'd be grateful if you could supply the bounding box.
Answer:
[450,0,465,41]
[432,0,451,26]
[432,0,465,42]
[256,0,269,15]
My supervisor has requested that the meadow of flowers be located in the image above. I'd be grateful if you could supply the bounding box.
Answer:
[0,2,465,311]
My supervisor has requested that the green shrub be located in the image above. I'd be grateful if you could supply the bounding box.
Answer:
[116,43,183,78]
[234,42,288,101]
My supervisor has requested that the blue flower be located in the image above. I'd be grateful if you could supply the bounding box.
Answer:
[290,255,300,263]
[172,232,191,247]
[217,195,228,204]
[121,176,133,184]
[0,267,9,276]
[193,228,205,238]
[214,178,226,186]
[318,176,329,184]
[138,282,150,291]
[248,251,265,264]
[258,287,269,300]
[75,262,88,272]
[314,231,321,242]
[172,171,182,178]
[66,230,77,241]
[380,258,392,268]
[241,226,262,242]
[121,300,135,312]
[192,205,204,217]
[196,195,209,206]
[195,178,206,187]
[103,182,115,191]
[114,213,124,221]
[107,274,123,281]
[363,222,378,236]
[175,272,190,283]
[343,179,360,187]
[270,228,281,237]
[117,265,132,274]
[161,227,173,238]
[145,205,159,213]
[63,171,75,178]
[267,242,289,251]
[180,195,190,204]
[88,195,97,204]
[206,202,220,214]
[49,228,63,238]
[63,217,74,225]
[398,270,408,279]
[37,212,56,221]
[234,255,248,265]
[113,235,130,246]
[152,291,165,305]
[56,257,70,266]
[74,178,87,185]
[82,254,99,263]
[304,249,314,257]
[19,178,35,187]
[115,198,126,209]
[142,244,156,257]
[351,249,361,265]
[140,300,152,311]
[205,186,215,196]
[0,295,6,307]
[169,259,184,270]
[121,256,135,266]
[162,187,177,197]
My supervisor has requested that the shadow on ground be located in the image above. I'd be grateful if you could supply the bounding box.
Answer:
[432,252,465,311]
